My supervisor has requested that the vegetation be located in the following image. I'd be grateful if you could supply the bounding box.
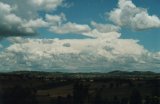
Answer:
[0,71,159,104]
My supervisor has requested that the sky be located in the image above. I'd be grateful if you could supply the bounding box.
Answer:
[0,0,160,72]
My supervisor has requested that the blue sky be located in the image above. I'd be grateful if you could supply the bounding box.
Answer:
[36,0,160,51]
[0,0,160,72]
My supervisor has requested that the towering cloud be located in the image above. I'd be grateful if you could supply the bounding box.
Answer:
[108,0,160,30]
[0,31,159,72]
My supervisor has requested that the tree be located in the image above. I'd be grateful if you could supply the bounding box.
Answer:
[120,97,128,104]
[2,85,37,104]
[129,88,142,104]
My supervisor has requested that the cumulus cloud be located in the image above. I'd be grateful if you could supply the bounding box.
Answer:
[0,0,64,37]
[108,0,160,30]
[0,2,24,36]
[1,0,160,37]
[1,31,159,72]
[0,0,159,72]
[21,19,48,34]
[0,0,92,37]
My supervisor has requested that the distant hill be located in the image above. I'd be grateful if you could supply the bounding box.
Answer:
[0,70,159,78]
[107,70,158,76]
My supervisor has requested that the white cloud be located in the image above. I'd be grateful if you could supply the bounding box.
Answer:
[1,31,159,72]
[83,29,121,38]
[0,3,48,35]
[1,0,160,37]
[29,0,63,11]
[22,18,48,34]
[0,2,28,36]
[48,20,120,37]
[49,22,91,34]
[0,2,12,13]
[45,13,66,26]
[7,37,26,43]
[0,0,64,37]
[0,0,159,72]
[91,21,120,33]
[108,0,160,30]
[0,0,86,37]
